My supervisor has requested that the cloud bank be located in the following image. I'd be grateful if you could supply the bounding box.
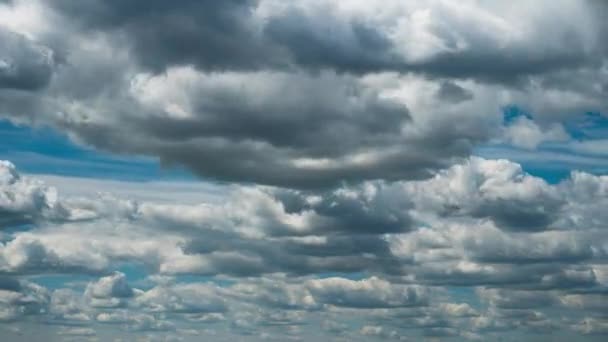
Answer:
[1,158,607,340]
[0,0,607,340]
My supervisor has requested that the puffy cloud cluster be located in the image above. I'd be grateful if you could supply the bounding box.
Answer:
[0,277,48,322]
[0,158,607,340]
[0,160,66,228]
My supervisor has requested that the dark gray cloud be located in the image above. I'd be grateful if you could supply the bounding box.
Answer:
[470,196,563,232]
[409,44,591,85]
[436,81,474,103]
[46,0,606,84]
[0,276,21,292]
[0,28,54,91]
[181,230,402,277]
[48,0,280,73]
[272,186,413,235]
[52,69,479,189]
[1,1,603,189]
[263,7,396,74]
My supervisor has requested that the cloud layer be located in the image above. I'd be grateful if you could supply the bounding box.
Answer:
[0,0,607,340]
[0,0,606,188]
[1,158,607,340]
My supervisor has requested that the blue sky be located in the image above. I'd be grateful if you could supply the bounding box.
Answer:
[0,120,195,181]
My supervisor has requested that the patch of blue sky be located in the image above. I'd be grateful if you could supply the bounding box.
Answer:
[168,275,236,288]
[502,105,608,140]
[563,111,608,140]
[502,105,533,124]
[475,144,608,183]
[476,107,608,183]
[0,223,34,239]
[28,273,95,291]
[118,263,235,289]
[0,119,195,182]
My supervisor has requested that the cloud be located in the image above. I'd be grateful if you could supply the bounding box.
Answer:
[436,81,474,103]
[0,278,49,322]
[69,67,468,188]
[463,229,594,265]
[306,277,428,308]
[0,27,54,91]
[0,2,605,340]
[359,325,402,340]
[45,0,606,84]
[573,317,608,335]
[96,310,175,332]
[86,272,134,299]
[85,271,136,308]
[0,160,66,228]
[227,278,318,311]
[57,327,96,337]
[48,0,277,73]
[50,288,92,322]
[1,1,605,189]
[135,283,227,314]
[404,157,564,231]
[0,150,607,340]
[477,288,558,310]
[502,115,569,149]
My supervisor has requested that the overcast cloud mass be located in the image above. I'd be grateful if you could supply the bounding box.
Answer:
[0,0,607,340]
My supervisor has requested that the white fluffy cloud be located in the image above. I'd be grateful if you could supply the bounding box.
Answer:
[0,160,65,227]
[1,158,607,339]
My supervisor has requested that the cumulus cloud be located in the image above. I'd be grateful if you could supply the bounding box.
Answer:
[135,283,227,314]
[0,160,604,339]
[0,277,48,322]
[306,277,428,309]
[85,272,136,308]
[0,160,65,228]
[502,115,569,149]
[404,157,564,231]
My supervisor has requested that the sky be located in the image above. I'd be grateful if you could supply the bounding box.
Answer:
[0,0,608,341]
